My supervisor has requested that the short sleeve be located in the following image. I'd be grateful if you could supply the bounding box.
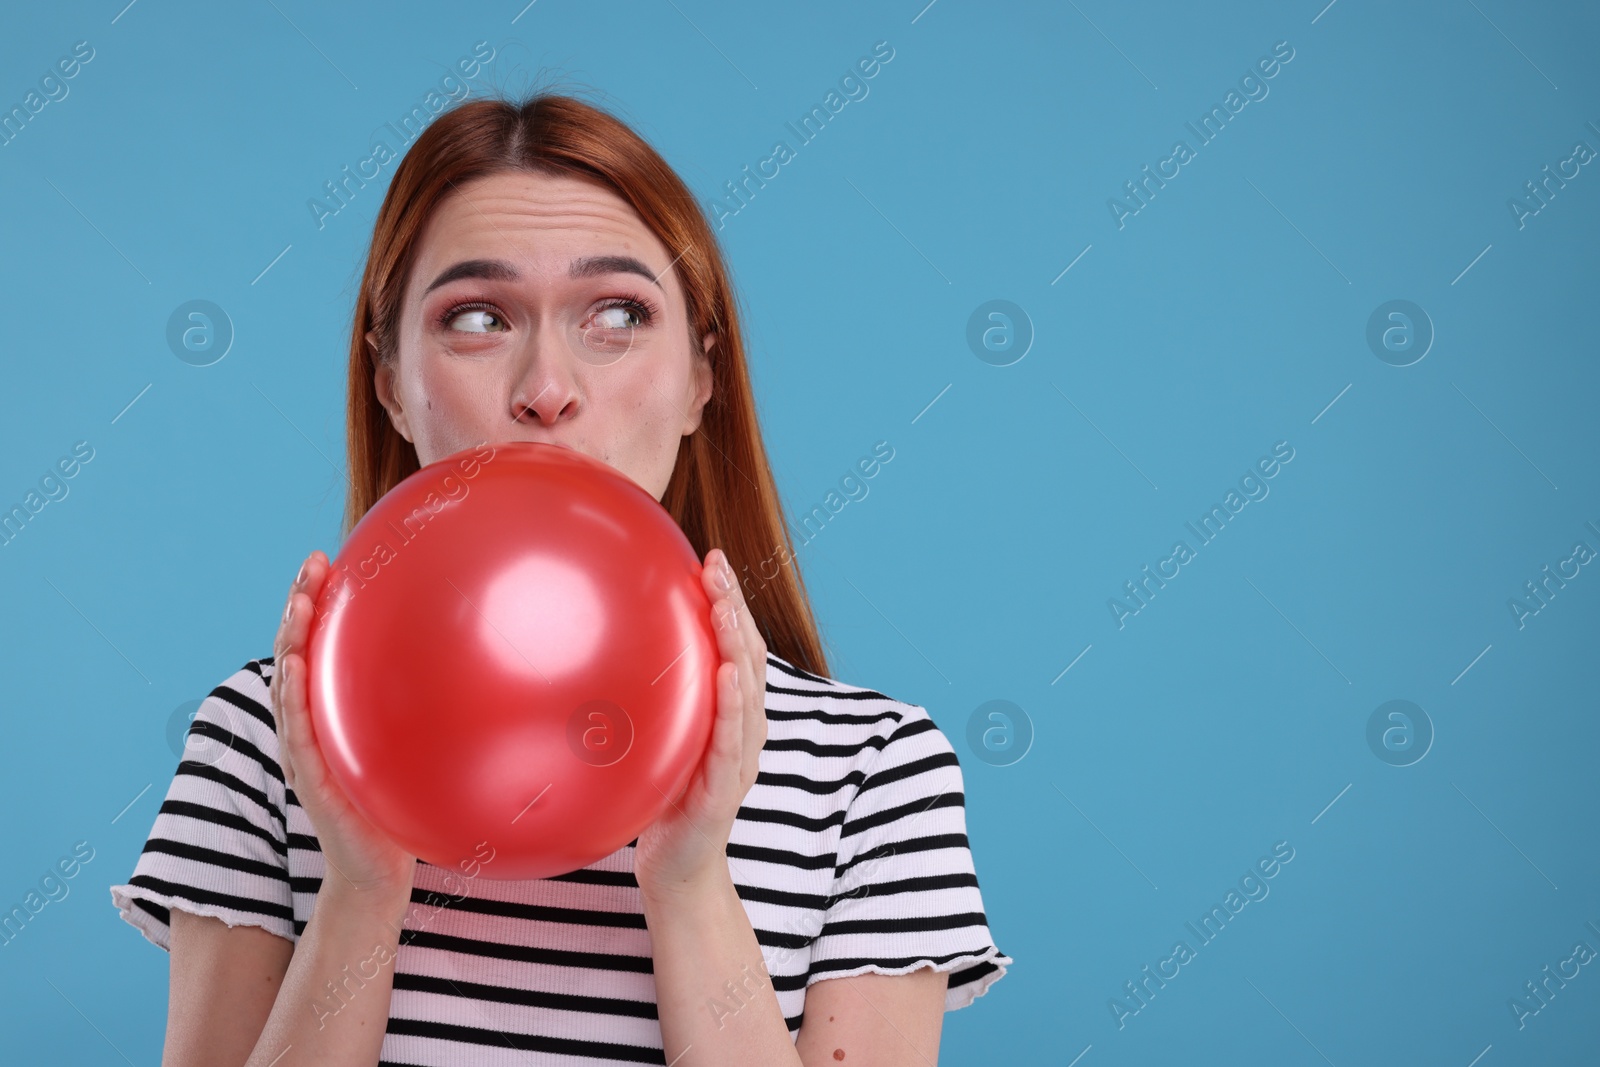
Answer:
[108,658,297,950]
[805,703,1011,1010]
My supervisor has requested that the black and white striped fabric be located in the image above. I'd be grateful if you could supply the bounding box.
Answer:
[110,652,1010,1064]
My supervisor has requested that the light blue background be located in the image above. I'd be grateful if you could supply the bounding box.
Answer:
[1,1,1597,1064]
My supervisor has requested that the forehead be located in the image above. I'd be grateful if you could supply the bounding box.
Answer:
[408,170,672,293]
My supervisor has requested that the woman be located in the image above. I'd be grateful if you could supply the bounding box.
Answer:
[110,92,1009,1066]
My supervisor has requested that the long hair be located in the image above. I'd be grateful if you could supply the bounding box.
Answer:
[340,91,830,677]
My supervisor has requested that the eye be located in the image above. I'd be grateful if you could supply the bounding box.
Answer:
[433,295,660,336]
[585,297,657,331]
[437,301,508,333]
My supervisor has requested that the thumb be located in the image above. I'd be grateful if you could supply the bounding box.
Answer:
[279,652,332,799]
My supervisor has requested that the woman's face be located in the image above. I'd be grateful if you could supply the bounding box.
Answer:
[372,169,714,502]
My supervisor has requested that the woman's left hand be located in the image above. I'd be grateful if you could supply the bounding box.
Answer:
[633,547,768,898]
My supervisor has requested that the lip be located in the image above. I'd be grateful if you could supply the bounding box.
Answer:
[523,440,577,455]
[501,438,572,451]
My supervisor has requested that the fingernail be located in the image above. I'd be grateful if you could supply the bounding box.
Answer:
[283,597,295,624]
[718,557,734,591]
[731,663,739,688]
[281,657,292,684]
[295,560,309,586]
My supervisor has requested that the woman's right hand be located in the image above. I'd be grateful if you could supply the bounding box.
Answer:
[272,550,418,900]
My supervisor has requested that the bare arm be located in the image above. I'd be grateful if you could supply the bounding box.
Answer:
[794,970,947,1066]
[643,874,948,1066]
[238,880,412,1066]
[643,876,949,1065]
[156,550,422,1065]
[164,913,292,1066]
[636,552,948,1064]
[164,881,411,1067]
[642,872,804,1065]
[634,548,798,1065]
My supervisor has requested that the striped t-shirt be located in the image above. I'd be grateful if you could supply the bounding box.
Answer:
[110,651,1011,1064]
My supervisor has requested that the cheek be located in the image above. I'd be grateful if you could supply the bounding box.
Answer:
[605,377,675,459]
[416,360,482,416]
[603,370,659,419]
[409,360,496,450]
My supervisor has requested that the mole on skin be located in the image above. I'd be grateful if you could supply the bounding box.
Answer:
[832,1050,845,1061]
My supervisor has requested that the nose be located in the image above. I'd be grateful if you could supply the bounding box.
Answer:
[509,322,580,426]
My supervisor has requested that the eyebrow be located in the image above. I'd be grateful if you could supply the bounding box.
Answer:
[422,255,665,296]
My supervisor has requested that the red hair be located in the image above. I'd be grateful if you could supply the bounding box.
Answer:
[341,92,830,677]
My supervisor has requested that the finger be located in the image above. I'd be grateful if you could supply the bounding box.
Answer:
[700,549,763,756]
[703,551,765,764]
[304,548,330,594]
[709,573,758,726]
[285,555,339,793]
[743,635,768,770]
[278,648,336,800]
[740,669,766,785]
[713,590,740,636]
[699,659,745,805]
[710,586,749,724]
[271,562,306,789]
[703,549,742,610]
[710,551,759,679]
[710,550,745,607]
[273,552,329,790]
[705,550,747,642]
[276,654,297,792]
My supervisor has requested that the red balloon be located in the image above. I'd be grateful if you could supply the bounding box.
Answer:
[306,441,718,880]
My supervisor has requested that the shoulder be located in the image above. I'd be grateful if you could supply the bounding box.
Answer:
[191,656,284,776]
[241,655,276,692]
[761,651,960,787]
[222,655,277,728]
